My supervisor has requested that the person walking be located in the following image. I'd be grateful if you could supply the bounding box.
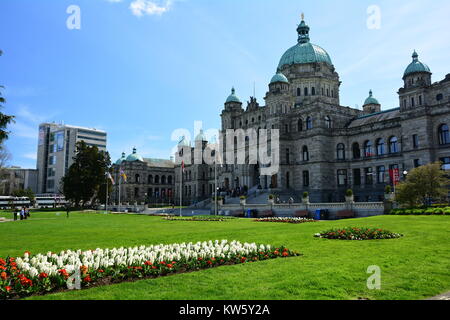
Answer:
[13,208,18,221]
[66,204,70,219]
[20,207,24,220]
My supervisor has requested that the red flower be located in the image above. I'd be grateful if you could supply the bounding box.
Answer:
[20,277,32,287]
[167,264,173,269]
[0,259,6,266]
[24,251,31,256]
[1,272,7,280]
[160,261,166,265]
[274,250,280,255]
[98,269,104,273]
[144,261,152,266]
[151,266,157,269]
[83,276,91,283]
[198,257,203,261]
[241,257,247,263]
[282,251,289,257]
[5,286,11,292]
[39,272,48,279]
[207,260,213,265]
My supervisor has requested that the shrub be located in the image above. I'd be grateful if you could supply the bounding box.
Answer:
[345,189,353,197]
[268,194,275,200]
[240,196,247,200]
[315,227,403,240]
[303,192,309,199]
[388,207,450,216]
[385,185,392,194]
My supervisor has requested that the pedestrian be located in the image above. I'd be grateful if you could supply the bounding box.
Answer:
[13,208,18,221]
[26,207,30,218]
[66,204,70,219]
[20,207,24,220]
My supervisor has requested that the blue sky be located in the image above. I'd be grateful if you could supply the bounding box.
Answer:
[1,0,450,168]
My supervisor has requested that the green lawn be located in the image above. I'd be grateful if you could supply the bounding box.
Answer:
[0,211,448,300]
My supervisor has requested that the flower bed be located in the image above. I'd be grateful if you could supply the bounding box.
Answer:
[388,207,450,215]
[314,227,403,240]
[163,216,233,222]
[255,217,316,224]
[0,240,298,300]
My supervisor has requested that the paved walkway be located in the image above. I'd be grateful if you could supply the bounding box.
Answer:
[427,291,450,300]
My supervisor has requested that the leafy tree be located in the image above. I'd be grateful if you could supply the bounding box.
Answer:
[62,141,111,207]
[395,162,449,207]
[0,50,15,145]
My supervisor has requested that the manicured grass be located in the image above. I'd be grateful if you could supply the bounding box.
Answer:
[0,211,449,300]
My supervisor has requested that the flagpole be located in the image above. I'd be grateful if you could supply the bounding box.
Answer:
[105,174,108,214]
[118,168,122,213]
[180,164,183,217]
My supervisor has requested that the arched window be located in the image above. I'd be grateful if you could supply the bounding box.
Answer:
[312,87,316,96]
[135,174,140,183]
[389,137,399,154]
[364,141,373,157]
[297,88,301,96]
[438,124,450,145]
[168,176,172,184]
[161,176,166,184]
[298,119,303,132]
[304,87,308,96]
[325,116,331,129]
[302,146,309,161]
[306,117,313,130]
[148,175,153,184]
[155,175,160,184]
[337,144,345,160]
[352,143,361,159]
[376,138,385,156]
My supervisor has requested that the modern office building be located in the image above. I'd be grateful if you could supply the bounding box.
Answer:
[36,123,107,194]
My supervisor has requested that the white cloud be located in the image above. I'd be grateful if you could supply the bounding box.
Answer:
[129,0,173,17]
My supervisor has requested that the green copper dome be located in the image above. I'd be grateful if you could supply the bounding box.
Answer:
[195,130,207,142]
[126,148,144,162]
[364,90,380,105]
[115,152,126,165]
[270,71,289,84]
[225,87,241,104]
[278,18,333,70]
[404,51,431,78]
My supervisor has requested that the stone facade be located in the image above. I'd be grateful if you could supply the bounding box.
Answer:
[174,18,450,205]
[111,149,175,205]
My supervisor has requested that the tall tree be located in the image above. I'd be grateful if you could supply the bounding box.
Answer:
[62,141,111,207]
[0,50,15,145]
[395,162,449,207]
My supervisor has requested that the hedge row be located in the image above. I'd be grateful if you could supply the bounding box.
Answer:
[388,207,450,215]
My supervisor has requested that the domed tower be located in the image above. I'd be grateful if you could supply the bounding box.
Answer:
[115,152,127,166]
[399,51,432,111]
[403,51,432,88]
[221,87,244,130]
[362,90,381,114]
[276,15,340,106]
